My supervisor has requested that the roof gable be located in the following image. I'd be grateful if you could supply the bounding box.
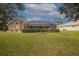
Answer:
[7,18,24,25]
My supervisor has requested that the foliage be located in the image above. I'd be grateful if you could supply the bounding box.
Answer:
[22,28,59,33]
[59,3,79,21]
[0,3,25,31]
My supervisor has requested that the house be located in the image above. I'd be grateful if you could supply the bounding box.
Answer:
[57,20,79,31]
[7,18,25,32]
[7,19,58,32]
[26,20,57,32]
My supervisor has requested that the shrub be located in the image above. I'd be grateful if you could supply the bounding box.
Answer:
[22,28,60,33]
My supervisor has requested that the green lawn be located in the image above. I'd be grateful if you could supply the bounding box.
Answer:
[0,31,79,56]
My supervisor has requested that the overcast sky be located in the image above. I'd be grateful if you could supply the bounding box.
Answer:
[16,3,68,23]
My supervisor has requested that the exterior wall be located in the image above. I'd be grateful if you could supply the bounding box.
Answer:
[58,25,79,31]
[8,20,24,32]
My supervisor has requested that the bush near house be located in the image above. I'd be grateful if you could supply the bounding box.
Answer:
[22,28,60,33]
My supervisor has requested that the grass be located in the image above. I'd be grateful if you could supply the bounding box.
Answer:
[0,31,79,55]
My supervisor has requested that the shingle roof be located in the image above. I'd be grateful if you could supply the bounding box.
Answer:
[27,20,52,26]
[7,18,24,25]
[58,20,79,27]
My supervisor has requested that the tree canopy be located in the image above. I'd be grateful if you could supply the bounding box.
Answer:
[59,3,79,21]
[0,3,25,31]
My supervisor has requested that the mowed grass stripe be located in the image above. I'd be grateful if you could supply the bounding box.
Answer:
[0,31,79,55]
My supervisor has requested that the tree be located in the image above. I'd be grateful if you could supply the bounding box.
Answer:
[59,3,79,21]
[0,3,25,31]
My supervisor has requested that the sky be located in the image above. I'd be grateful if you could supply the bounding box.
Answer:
[16,3,68,23]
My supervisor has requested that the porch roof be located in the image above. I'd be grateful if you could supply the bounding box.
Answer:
[58,20,79,27]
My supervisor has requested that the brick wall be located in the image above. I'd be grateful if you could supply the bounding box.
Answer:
[8,19,24,32]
